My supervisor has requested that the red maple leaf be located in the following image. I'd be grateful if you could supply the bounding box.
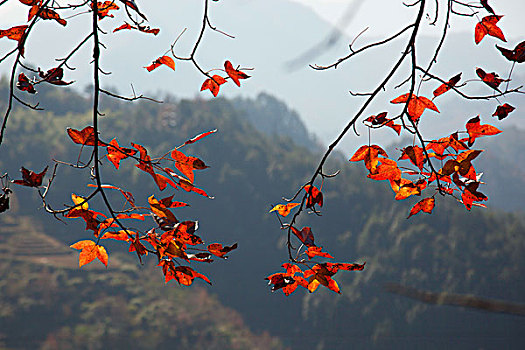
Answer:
[391,93,439,121]
[266,263,308,296]
[0,25,28,42]
[475,15,505,45]
[207,243,238,258]
[39,67,73,85]
[36,8,67,26]
[350,144,388,173]
[306,246,334,260]
[465,116,502,146]
[201,75,227,97]
[113,23,133,33]
[290,226,315,247]
[433,73,461,97]
[170,148,208,183]
[304,185,323,209]
[399,145,426,170]
[93,1,120,19]
[461,182,487,210]
[168,266,211,286]
[496,40,525,63]
[364,112,401,135]
[145,56,175,72]
[106,138,137,169]
[269,203,300,216]
[224,60,250,87]
[67,126,106,146]
[13,166,48,187]
[407,197,435,218]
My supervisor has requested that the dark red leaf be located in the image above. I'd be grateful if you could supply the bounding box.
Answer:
[13,166,48,187]
[16,72,35,93]
[496,41,525,63]
[492,103,515,120]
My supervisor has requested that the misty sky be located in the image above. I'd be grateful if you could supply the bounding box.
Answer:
[1,0,523,151]
[293,0,524,38]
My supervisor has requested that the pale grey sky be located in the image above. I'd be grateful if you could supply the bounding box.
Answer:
[292,0,524,40]
[1,0,523,151]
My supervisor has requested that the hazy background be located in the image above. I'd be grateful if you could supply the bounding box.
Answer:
[1,0,523,152]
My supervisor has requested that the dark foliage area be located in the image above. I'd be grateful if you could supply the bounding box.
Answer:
[1,86,524,349]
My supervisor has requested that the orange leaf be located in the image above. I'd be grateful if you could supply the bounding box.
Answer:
[224,60,250,87]
[93,1,120,19]
[169,173,213,198]
[306,246,334,260]
[101,230,132,242]
[148,195,178,224]
[367,158,401,182]
[207,242,238,258]
[393,181,422,200]
[132,143,177,191]
[461,182,487,210]
[70,240,108,267]
[200,75,227,97]
[113,23,133,32]
[106,138,137,169]
[433,73,461,97]
[116,213,145,221]
[170,149,208,183]
[19,0,41,5]
[269,203,299,216]
[0,25,28,42]
[391,94,439,121]
[71,193,88,210]
[170,266,211,286]
[145,56,175,72]
[474,15,506,45]
[350,145,388,173]
[158,194,189,208]
[399,145,426,170]
[465,116,502,146]
[407,197,435,218]
[350,145,387,162]
[37,8,67,26]
[304,263,341,294]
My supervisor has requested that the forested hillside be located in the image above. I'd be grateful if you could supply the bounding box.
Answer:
[1,85,524,349]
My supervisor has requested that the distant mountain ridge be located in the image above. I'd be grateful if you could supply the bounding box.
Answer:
[233,93,322,153]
